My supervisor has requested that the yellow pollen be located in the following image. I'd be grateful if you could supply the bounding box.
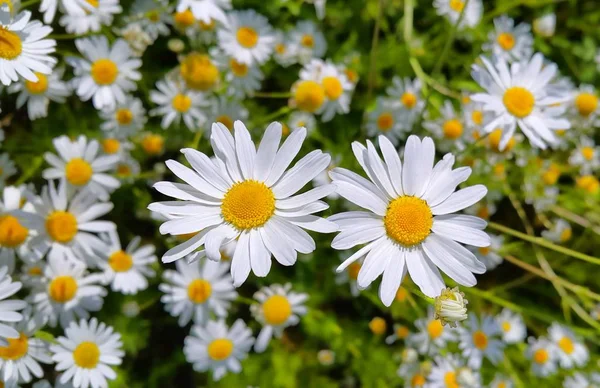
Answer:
[180,53,219,91]
[65,158,93,186]
[322,76,343,100]
[559,227,572,242]
[229,59,249,77]
[497,382,507,388]
[542,164,560,185]
[0,333,28,360]
[449,0,464,12]
[28,266,42,276]
[575,93,598,117]
[91,59,118,86]
[497,32,516,50]
[262,295,292,325]
[503,87,535,118]
[472,330,488,349]
[85,0,98,7]
[488,128,516,152]
[493,162,505,177]
[533,348,549,364]
[236,26,259,48]
[442,119,463,139]
[369,317,387,335]
[221,180,275,230]
[581,146,595,161]
[444,371,459,388]
[25,73,49,95]
[73,342,100,369]
[377,113,394,131]
[45,211,78,243]
[294,80,325,113]
[102,138,121,154]
[141,134,164,155]
[216,115,234,130]
[345,69,358,83]
[502,321,511,332]
[275,43,286,54]
[0,29,23,60]
[427,319,444,339]
[187,279,212,304]
[384,196,432,246]
[395,287,408,302]
[199,19,215,31]
[411,373,426,387]
[48,275,78,303]
[108,250,133,272]
[477,206,490,219]
[576,175,599,194]
[115,108,133,125]
[396,325,409,339]
[401,92,417,109]
[172,93,192,113]
[174,10,195,27]
[0,215,29,248]
[116,164,131,177]
[471,110,483,125]
[207,338,234,361]
[301,34,314,47]
[558,336,574,354]
[478,246,491,256]
[347,262,361,280]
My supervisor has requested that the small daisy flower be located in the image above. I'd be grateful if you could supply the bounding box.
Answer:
[129,0,170,40]
[484,16,533,63]
[385,324,410,345]
[317,349,335,366]
[407,307,457,356]
[0,154,16,189]
[289,20,326,64]
[462,100,487,141]
[316,61,353,122]
[207,96,248,132]
[427,353,481,388]
[495,309,526,344]
[469,233,503,270]
[369,316,387,335]
[0,266,26,346]
[567,85,599,128]
[119,22,154,57]
[386,77,424,127]
[490,375,513,388]
[213,49,264,99]
[20,261,47,288]
[365,98,404,145]
[140,133,165,156]
[433,0,482,30]
[114,153,140,181]
[527,336,558,377]
[68,36,141,110]
[251,283,308,353]
[424,100,468,151]
[50,318,123,388]
[217,9,274,65]
[458,314,505,369]
[99,137,133,162]
[159,256,236,326]
[569,136,599,174]
[59,0,122,35]
[533,13,556,37]
[99,96,147,138]
[43,135,120,200]
[272,30,297,67]
[563,372,600,388]
[541,218,572,244]
[0,11,56,86]
[288,111,317,135]
[183,318,254,381]
[176,0,230,26]
[434,287,468,327]
[149,77,208,131]
[548,323,589,369]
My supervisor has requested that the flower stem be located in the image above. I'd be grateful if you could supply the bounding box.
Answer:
[252,92,292,99]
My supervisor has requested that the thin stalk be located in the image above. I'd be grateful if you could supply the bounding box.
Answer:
[253,92,292,99]
[366,0,385,100]
[550,205,600,236]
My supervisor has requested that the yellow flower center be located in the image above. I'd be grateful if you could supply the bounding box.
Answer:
[301,34,314,47]
[0,215,29,248]
[199,19,215,31]
[216,114,234,130]
[411,373,426,387]
[559,227,572,242]
[262,295,292,325]
[0,29,23,60]
[174,10,195,27]
[25,73,49,95]
[558,336,574,354]
[146,10,160,22]
[229,58,249,77]
[115,108,133,125]
[282,124,290,136]
[0,333,28,360]
[172,93,192,113]
[576,175,599,194]
[478,246,491,255]
[45,211,78,243]
[502,321,511,332]
[73,342,100,369]
[533,348,549,364]
[444,371,459,388]
[65,158,93,186]
[116,164,131,177]
[488,128,516,152]
[294,80,325,113]
[401,92,417,109]
[236,26,259,48]
[493,162,505,177]
[141,134,164,155]
[207,338,233,361]
[91,59,118,86]
[503,87,535,118]
[108,250,133,272]
[369,317,387,335]
[472,330,488,350]
[427,319,444,339]
[28,266,42,276]
[102,138,121,154]
[497,382,507,388]
[575,93,598,117]
[85,0,98,7]
[384,196,432,246]
[395,287,408,302]
[477,206,490,219]
[180,53,219,91]
[187,279,212,304]
[442,119,463,139]
[221,180,275,230]
[376,113,394,131]
[581,146,595,161]
[497,32,516,50]
[541,163,561,185]
[49,275,78,303]
[345,69,358,83]
[462,95,471,104]
[449,0,464,12]
[322,76,343,100]
[396,325,409,339]
[471,110,483,125]
[275,43,286,54]
[347,262,361,280]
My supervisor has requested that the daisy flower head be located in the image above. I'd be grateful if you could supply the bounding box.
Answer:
[365,98,405,145]
[213,48,264,99]
[458,314,505,369]
[541,218,572,244]
[149,121,337,286]
[385,324,410,345]
[50,318,123,388]
[484,16,533,63]
[407,307,457,356]
[176,0,230,26]
[548,323,589,369]
[0,11,56,86]
[334,255,363,297]
[0,266,26,346]
[316,61,353,122]
[272,30,297,67]
[287,111,316,135]
[526,336,558,377]
[533,13,556,38]
[43,135,121,201]
[469,233,503,270]
[99,136,133,162]
[423,100,468,152]
[206,96,249,132]
[427,353,481,388]
[59,0,122,35]
[159,256,236,326]
[183,318,254,381]
[0,154,16,189]
[490,374,513,388]
[567,84,599,129]
[119,22,154,57]
[471,53,571,150]
[149,77,209,131]
[563,372,600,388]
[330,135,490,306]
[129,0,170,40]
[217,9,274,65]
[114,153,141,181]
[250,283,308,352]
[99,96,147,138]
[20,260,47,288]
[179,52,220,91]
[568,136,600,174]
[289,20,327,64]
[30,250,106,328]
[67,36,141,110]
[385,77,424,127]
[433,0,482,30]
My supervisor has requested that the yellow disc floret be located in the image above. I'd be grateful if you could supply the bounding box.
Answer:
[262,295,292,325]
[322,76,343,100]
[180,53,219,91]
[497,32,515,51]
[46,211,78,243]
[384,196,432,246]
[427,319,444,339]
[108,250,133,272]
[0,333,28,360]
[115,108,133,125]
[49,275,78,303]
[187,279,212,304]
[172,93,192,113]
[294,80,325,113]
[0,215,29,248]
[442,119,463,139]
[221,180,275,230]
[575,93,598,117]
[236,26,259,48]
[472,330,488,350]
[503,87,535,118]
[73,342,100,368]
[25,73,49,95]
[102,138,121,154]
[207,338,234,361]
[91,59,118,85]
[229,59,249,77]
[401,92,417,109]
[65,158,93,186]
[0,29,23,60]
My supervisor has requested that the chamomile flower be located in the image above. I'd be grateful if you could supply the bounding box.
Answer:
[458,314,505,369]
[20,261,46,288]
[526,336,558,377]
[207,96,249,132]
[213,49,264,99]
[272,30,296,67]
[119,22,153,57]
[533,13,556,37]
[288,111,316,134]
[289,20,326,64]
[469,233,503,270]
[0,266,26,346]
[541,219,572,244]
[563,372,600,388]
[548,323,589,369]
[99,137,133,161]
[330,135,489,306]
[217,10,274,65]
[567,85,599,129]
[484,16,533,63]
[183,319,254,381]
[50,318,123,388]
[114,153,140,181]
[29,251,106,328]
[149,121,337,286]
[59,0,122,35]
[424,100,468,151]
[569,136,600,174]
[471,53,570,150]
[99,96,147,138]
[179,52,220,91]
[427,353,481,388]
[250,283,308,352]
[129,0,170,40]
[43,135,121,201]
[317,349,335,366]
[0,154,16,189]
[0,11,56,86]
[149,78,208,131]
[176,0,230,26]
[316,61,353,122]
[159,257,236,326]
[68,36,142,110]
[385,324,410,345]
[386,77,424,127]
[365,98,404,145]
[490,375,513,388]
[334,255,362,297]
[433,0,482,30]
[407,307,456,356]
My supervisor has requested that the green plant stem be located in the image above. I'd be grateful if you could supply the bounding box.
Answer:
[20,0,40,8]
[366,0,384,101]
[253,92,292,99]
[16,156,43,186]
[550,205,600,236]
[403,0,414,44]
[260,106,291,124]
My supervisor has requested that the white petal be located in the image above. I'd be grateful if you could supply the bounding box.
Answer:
[430,185,488,215]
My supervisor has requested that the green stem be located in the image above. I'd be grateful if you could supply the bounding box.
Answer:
[260,106,291,124]
[366,0,384,101]
[16,156,43,186]
[403,0,414,44]
[20,0,40,8]
[253,92,292,99]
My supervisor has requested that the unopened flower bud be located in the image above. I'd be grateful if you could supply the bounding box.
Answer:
[434,287,468,327]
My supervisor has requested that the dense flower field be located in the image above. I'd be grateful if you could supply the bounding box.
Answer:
[0,0,599,386]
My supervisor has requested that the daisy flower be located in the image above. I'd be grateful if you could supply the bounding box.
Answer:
[427,353,481,388]
[0,266,26,346]
[50,318,123,388]
[0,11,56,86]
[490,375,513,388]
[179,52,220,91]
[569,136,599,174]
[407,307,456,356]
[7,65,70,120]
[315,60,353,122]
[67,36,141,110]
[563,372,600,388]
[533,13,556,38]
[433,0,482,30]
[334,255,362,297]
[129,0,170,40]
[272,30,297,67]
[59,0,122,35]
[423,100,468,152]
[548,323,589,369]
[148,121,337,286]
[365,98,405,145]
[207,96,248,132]
[183,319,254,381]
[288,111,316,134]
[330,135,489,306]
[140,133,165,156]
[317,349,335,366]
[176,0,230,26]
[114,153,141,181]
[99,136,133,161]
[288,20,326,64]
[0,154,16,189]
[385,324,410,345]
[469,233,503,270]
[149,77,208,131]
[484,16,533,63]
[250,283,308,352]
[20,261,47,288]
[385,77,424,127]
[119,22,154,57]
[471,53,571,150]
[541,219,572,244]
[217,9,274,65]
[43,135,121,201]
[99,96,147,138]
[526,336,558,377]
[213,49,264,99]
[458,314,505,369]
[567,84,599,128]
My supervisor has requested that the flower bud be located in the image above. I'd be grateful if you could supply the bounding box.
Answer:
[434,287,468,327]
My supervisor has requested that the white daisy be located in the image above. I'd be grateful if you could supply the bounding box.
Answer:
[67,36,141,110]
[548,323,589,369]
[386,77,424,127]
[484,16,533,63]
[568,136,600,174]
[330,135,489,306]
[159,256,236,326]
[149,77,208,131]
[213,48,264,99]
[148,121,337,286]
[541,218,572,244]
[458,314,505,369]
[315,60,353,122]
[176,0,230,26]
[365,98,405,145]
[526,336,558,377]
[426,353,481,388]
[129,0,170,40]
[385,324,410,345]
[19,261,47,288]
[489,375,513,388]
[59,0,122,35]
[179,52,220,92]
[217,9,274,65]
[423,100,468,152]
[0,154,16,189]
[567,84,599,129]
[99,96,147,138]
[272,30,297,67]
[288,20,326,64]
[206,96,248,132]
[288,111,317,135]
[183,318,254,381]
[0,266,26,346]
[114,153,140,181]
[563,372,600,388]
[119,21,154,57]
[407,307,457,356]
[471,53,571,150]
[50,318,123,388]
[433,0,482,30]
[462,100,487,141]
[469,233,503,270]
[533,13,556,38]
[99,136,133,161]
[250,283,308,353]
[0,11,56,86]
